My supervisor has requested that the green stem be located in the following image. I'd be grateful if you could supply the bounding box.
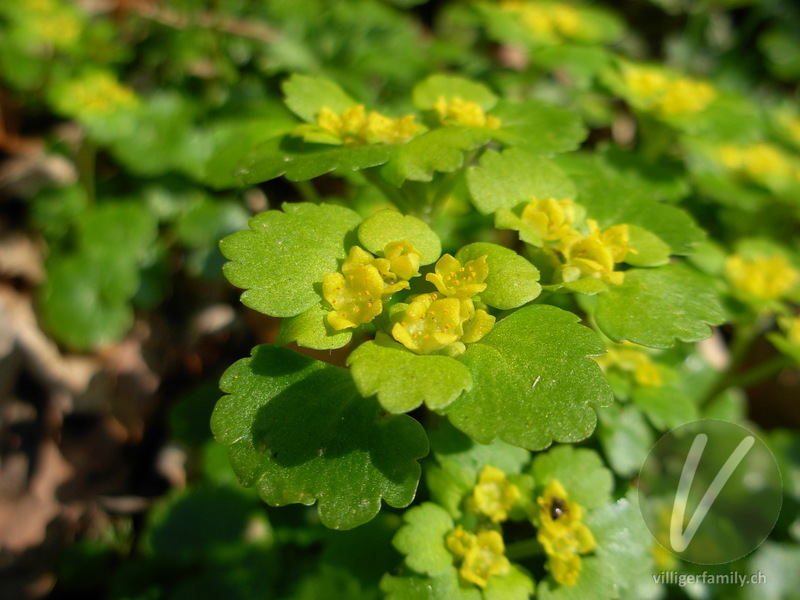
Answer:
[292,179,320,203]
[724,355,793,391]
[78,137,96,204]
[361,169,412,214]
[505,538,542,561]
[699,322,762,408]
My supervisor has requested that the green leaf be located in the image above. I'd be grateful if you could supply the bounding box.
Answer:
[211,345,429,530]
[77,201,158,261]
[393,503,455,576]
[467,148,576,215]
[412,75,498,110]
[381,570,481,600]
[276,303,353,350]
[237,136,394,184]
[358,209,442,265]
[282,74,359,123]
[220,202,362,318]
[484,565,536,600]
[626,225,671,267]
[595,265,726,348]
[444,305,613,450]
[744,542,800,600]
[456,242,541,309]
[347,340,472,413]
[632,384,698,430]
[555,154,704,254]
[491,100,587,155]
[380,127,489,186]
[531,446,613,511]
[596,405,654,478]
[40,253,138,351]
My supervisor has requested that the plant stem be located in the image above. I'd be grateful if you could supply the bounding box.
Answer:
[292,179,320,203]
[505,538,542,561]
[724,355,793,391]
[78,137,96,205]
[361,168,412,214]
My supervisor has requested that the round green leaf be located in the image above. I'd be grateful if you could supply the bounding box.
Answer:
[412,75,498,111]
[212,345,429,530]
[393,503,455,577]
[282,74,359,123]
[491,100,588,155]
[444,305,613,450]
[276,303,353,350]
[347,340,471,413]
[595,264,726,348]
[456,242,541,309]
[467,148,576,215]
[625,225,671,267]
[531,446,613,511]
[358,209,442,265]
[220,202,362,318]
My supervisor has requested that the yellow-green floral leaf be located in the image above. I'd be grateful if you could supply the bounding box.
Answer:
[626,225,671,267]
[347,340,472,413]
[282,74,359,123]
[212,345,428,530]
[467,148,576,215]
[412,75,498,111]
[220,202,362,318]
[358,209,442,265]
[492,100,588,155]
[276,303,353,350]
[444,305,613,450]
[595,264,725,348]
[456,242,541,309]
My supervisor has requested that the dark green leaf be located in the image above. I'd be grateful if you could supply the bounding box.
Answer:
[212,345,429,530]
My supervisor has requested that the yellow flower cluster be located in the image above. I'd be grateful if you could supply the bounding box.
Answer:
[521,198,631,285]
[725,254,799,301]
[594,343,663,386]
[466,465,522,523]
[622,66,717,116]
[434,96,501,129]
[536,479,596,586]
[64,72,139,117]
[323,242,422,330]
[391,255,495,356]
[500,1,582,40]
[446,527,511,588]
[717,143,796,183]
[316,105,420,145]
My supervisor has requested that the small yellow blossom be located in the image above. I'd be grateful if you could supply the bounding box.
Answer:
[725,254,799,300]
[315,105,420,145]
[435,96,501,129]
[536,479,596,587]
[558,220,630,286]
[426,254,489,299]
[466,465,521,523]
[789,118,800,145]
[521,197,578,242]
[656,78,717,115]
[446,527,511,588]
[64,72,139,117]
[594,344,663,387]
[718,143,794,185]
[623,66,669,100]
[323,243,421,330]
[500,1,582,39]
[391,293,494,356]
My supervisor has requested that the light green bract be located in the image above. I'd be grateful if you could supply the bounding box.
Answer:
[220,202,361,318]
[595,264,726,348]
[211,345,429,530]
[358,209,442,265]
[347,340,472,414]
[455,242,541,309]
[445,305,613,450]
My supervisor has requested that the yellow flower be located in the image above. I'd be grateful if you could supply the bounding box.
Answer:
[316,105,420,145]
[446,527,511,588]
[725,254,799,300]
[551,4,581,36]
[434,96,501,129]
[536,479,596,587]
[426,254,489,299]
[743,143,792,179]
[391,293,494,356]
[381,240,422,281]
[558,221,629,286]
[467,466,521,523]
[656,78,716,115]
[623,66,669,100]
[521,198,578,242]
[501,2,582,39]
[65,72,139,117]
[594,345,663,387]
